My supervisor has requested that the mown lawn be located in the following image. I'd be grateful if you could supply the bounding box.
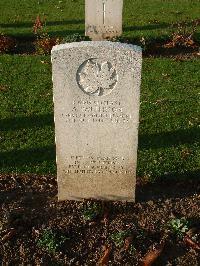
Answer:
[0,55,199,180]
[0,0,199,41]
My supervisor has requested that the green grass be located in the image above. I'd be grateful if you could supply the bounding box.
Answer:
[138,58,200,181]
[0,55,55,174]
[0,0,199,41]
[0,55,199,180]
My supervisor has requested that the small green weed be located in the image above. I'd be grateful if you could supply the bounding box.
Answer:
[62,33,88,43]
[37,229,68,253]
[82,202,102,221]
[110,230,131,247]
[129,244,137,255]
[168,218,189,239]
[135,228,145,240]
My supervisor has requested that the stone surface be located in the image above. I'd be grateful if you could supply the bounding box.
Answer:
[51,41,142,201]
[85,0,123,40]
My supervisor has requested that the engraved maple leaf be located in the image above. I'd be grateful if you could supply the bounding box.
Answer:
[78,60,117,96]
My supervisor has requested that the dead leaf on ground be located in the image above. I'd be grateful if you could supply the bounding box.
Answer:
[151,19,160,24]
[155,98,168,104]
[0,85,8,92]
[98,245,112,266]
[88,221,97,226]
[181,148,191,159]
[186,227,198,237]
[184,236,200,251]
[140,240,165,266]
[101,203,109,225]
[124,236,133,251]
[40,60,49,64]
[33,15,43,34]
[1,228,16,243]
[163,32,196,49]
[101,207,109,226]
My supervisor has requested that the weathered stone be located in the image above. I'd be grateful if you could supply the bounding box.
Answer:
[51,41,142,201]
[85,0,123,40]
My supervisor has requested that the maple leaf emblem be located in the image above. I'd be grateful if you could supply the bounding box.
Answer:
[77,59,118,96]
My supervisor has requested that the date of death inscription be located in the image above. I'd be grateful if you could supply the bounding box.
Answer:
[64,155,134,175]
[61,100,132,123]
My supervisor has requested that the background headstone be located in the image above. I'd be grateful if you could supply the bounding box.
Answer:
[52,41,142,201]
[85,0,123,40]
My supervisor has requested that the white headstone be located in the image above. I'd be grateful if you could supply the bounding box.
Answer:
[51,41,142,202]
[85,0,123,40]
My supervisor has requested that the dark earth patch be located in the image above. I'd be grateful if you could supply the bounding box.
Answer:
[0,174,199,265]
[0,33,200,59]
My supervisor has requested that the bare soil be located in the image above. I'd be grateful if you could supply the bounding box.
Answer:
[0,174,199,265]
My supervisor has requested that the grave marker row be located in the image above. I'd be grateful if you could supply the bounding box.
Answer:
[85,0,123,40]
[51,0,142,202]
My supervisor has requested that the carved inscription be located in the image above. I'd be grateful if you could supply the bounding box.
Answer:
[65,155,133,175]
[62,100,132,123]
[77,59,118,96]
[86,25,118,34]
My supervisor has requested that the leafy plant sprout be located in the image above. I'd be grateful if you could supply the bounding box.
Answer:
[62,33,88,43]
[37,229,68,253]
[82,202,102,221]
[129,244,137,255]
[168,218,189,239]
[110,230,132,248]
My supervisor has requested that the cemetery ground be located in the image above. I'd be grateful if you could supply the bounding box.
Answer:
[0,0,200,265]
[0,0,200,43]
[0,0,200,56]
[0,57,199,266]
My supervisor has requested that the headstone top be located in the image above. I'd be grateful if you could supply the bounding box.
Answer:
[52,41,142,53]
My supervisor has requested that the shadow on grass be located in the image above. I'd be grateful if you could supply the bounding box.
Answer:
[0,145,56,168]
[2,22,168,39]
[136,170,200,202]
[1,19,85,39]
[0,114,56,169]
[123,22,170,32]
[139,127,200,149]
[8,28,85,40]
[1,21,168,32]
[48,29,85,38]
[0,113,54,131]
[1,114,199,146]
[194,31,200,42]
[123,19,200,33]
[0,19,84,28]
[0,114,199,173]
